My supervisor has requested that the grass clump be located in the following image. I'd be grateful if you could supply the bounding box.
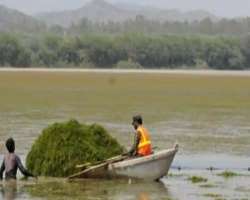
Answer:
[26,119,123,177]
[217,171,238,178]
[188,176,207,184]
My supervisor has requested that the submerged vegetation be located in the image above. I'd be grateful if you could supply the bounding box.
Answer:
[26,119,123,177]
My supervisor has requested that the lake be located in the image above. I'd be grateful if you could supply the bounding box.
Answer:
[0,69,249,199]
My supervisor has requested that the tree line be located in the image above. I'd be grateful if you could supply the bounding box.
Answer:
[59,16,250,37]
[0,33,250,69]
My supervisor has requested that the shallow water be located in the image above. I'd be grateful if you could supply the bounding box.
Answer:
[0,170,250,200]
[166,169,250,200]
[0,70,250,199]
[0,178,172,200]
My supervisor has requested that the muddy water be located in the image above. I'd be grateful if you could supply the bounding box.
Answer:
[166,169,250,200]
[0,171,250,200]
[0,70,250,199]
[0,178,172,200]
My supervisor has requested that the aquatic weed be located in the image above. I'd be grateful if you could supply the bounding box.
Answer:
[26,119,123,177]
[188,176,208,183]
[217,171,238,178]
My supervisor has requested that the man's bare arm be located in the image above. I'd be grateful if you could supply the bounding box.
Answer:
[16,156,35,178]
[128,132,140,156]
[0,160,5,180]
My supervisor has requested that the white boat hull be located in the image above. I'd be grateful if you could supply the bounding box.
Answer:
[108,148,178,181]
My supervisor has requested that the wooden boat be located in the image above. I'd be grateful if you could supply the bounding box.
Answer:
[69,145,178,181]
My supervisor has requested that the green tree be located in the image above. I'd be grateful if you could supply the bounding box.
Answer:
[241,35,250,68]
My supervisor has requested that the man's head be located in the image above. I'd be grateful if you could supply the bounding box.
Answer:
[6,138,15,153]
[132,115,143,130]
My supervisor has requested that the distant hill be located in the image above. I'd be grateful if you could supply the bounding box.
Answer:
[0,5,45,33]
[36,0,133,27]
[115,2,218,22]
[37,0,218,27]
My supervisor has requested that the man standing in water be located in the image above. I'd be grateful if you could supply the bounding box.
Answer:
[0,138,35,180]
[128,115,152,157]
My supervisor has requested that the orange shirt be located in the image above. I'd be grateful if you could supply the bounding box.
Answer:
[137,126,152,156]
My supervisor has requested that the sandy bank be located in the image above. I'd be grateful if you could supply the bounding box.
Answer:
[0,68,250,76]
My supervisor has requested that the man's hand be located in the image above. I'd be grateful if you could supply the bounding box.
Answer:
[28,175,38,181]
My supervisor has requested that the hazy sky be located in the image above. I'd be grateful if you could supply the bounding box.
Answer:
[0,0,250,17]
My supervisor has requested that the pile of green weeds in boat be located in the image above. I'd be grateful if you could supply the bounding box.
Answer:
[26,119,123,177]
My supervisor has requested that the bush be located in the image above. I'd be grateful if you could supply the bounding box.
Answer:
[26,119,123,177]
[115,60,142,69]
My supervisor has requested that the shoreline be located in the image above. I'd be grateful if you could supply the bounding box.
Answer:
[0,68,250,76]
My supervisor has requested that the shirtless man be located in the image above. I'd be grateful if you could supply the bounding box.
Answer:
[0,138,35,180]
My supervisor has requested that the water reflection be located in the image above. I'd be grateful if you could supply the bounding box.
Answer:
[0,180,17,200]
[24,178,172,200]
[1,172,250,200]
[137,192,150,200]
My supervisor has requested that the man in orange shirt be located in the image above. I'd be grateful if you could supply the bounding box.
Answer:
[128,115,152,157]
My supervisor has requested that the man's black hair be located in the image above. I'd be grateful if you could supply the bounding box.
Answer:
[133,115,143,125]
[6,138,15,153]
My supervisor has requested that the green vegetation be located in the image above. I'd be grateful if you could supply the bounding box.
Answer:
[0,34,32,67]
[188,176,208,183]
[2,1,250,70]
[217,171,239,178]
[69,16,250,37]
[0,33,250,69]
[26,119,123,177]
[116,60,142,69]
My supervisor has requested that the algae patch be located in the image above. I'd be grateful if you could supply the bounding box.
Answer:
[26,119,123,177]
